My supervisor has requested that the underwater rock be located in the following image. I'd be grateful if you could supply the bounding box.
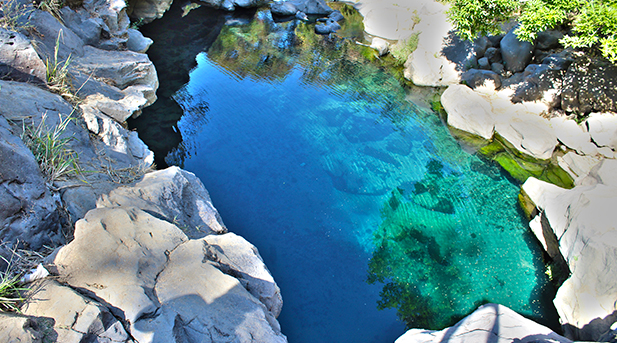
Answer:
[342,115,392,143]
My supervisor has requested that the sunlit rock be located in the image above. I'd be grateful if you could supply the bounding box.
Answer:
[395,303,571,343]
[523,177,617,340]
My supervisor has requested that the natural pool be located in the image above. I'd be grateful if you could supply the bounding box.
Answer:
[130,2,559,342]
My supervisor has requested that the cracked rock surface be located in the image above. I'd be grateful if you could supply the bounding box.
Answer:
[50,200,285,343]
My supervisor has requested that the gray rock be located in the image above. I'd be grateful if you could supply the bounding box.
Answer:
[72,46,158,99]
[328,10,344,22]
[461,69,501,89]
[270,1,297,16]
[53,206,286,343]
[0,312,57,343]
[542,50,575,71]
[204,232,283,317]
[536,30,564,50]
[484,47,502,64]
[477,56,491,70]
[59,7,105,47]
[561,56,617,114]
[127,28,153,53]
[395,303,571,343]
[501,26,534,73]
[523,178,617,341]
[28,9,85,61]
[0,91,64,252]
[21,280,130,343]
[0,28,46,84]
[97,166,227,237]
[81,0,130,43]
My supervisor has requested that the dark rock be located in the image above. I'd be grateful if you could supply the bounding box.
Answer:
[487,34,504,48]
[536,30,563,50]
[464,55,478,70]
[500,71,525,89]
[542,49,576,70]
[561,56,617,114]
[511,63,564,108]
[315,19,340,35]
[478,57,491,70]
[270,1,297,16]
[461,69,502,89]
[0,115,63,253]
[28,9,86,61]
[501,26,534,73]
[474,36,490,58]
[484,47,502,64]
[59,7,105,47]
[200,0,268,11]
[491,62,505,76]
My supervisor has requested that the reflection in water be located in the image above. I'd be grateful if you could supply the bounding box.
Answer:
[132,3,560,342]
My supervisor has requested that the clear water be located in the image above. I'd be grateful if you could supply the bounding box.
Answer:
[131,4,559,342]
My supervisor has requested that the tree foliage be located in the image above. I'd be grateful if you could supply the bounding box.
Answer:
[444,0,617,62]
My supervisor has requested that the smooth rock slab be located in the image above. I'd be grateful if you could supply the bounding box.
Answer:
[395,303,571,343]
[441,84,495,139]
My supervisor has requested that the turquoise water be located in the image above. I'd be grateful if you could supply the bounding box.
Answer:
[131,4,558,342]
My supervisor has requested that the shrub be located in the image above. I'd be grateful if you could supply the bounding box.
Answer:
[21,112,80,184]
[444,0,617,63]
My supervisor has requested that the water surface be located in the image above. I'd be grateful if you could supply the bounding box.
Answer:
[132,4,559,342]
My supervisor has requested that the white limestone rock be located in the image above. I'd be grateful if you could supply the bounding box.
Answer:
[441,84,495,139]
[586,112,617,151]
[395,303,571,343]
[370,37,389,56]
[557,152,602,186]
[549,116,598,156]
[523,177,617,340]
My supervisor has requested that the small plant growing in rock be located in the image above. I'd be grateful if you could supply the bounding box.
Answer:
[21,112,80,184]
[0,255,28,312]
[45,30,76,100]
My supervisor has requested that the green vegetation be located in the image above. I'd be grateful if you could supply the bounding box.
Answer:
[390,33,420,65]
[0,254,28,312]
[0,0,33,31]
[444,0,617,62]
[45,30,75,100]
[21,112,80,184]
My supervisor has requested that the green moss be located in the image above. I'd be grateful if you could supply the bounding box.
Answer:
[518,189,537,220]
[543,163,574,189]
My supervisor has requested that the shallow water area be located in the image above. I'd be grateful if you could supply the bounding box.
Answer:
[131,3,559,342]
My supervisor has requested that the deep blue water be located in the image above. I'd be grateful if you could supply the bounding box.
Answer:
[132,4,558,343]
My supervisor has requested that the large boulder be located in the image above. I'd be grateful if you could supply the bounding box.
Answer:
[97,166,227,237]
[52,206,287,343]
[523,178,617,340]
[441,84,495,139]
[586,112,617,154]
[500,26,534,73]
[395,303,571,343]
